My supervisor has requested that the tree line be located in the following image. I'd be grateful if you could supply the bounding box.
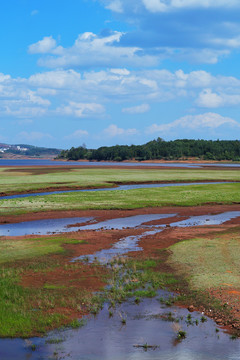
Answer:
[58,138,240,162]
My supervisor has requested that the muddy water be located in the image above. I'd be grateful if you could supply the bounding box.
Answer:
[1,291,240,360]
[0,181,234,200]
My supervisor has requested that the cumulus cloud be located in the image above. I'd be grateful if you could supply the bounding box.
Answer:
[98,0,240,64]
[146,113,240,135]
[28,36,57,54]
[30,32,157,69]
[122,103,150,114]
[56,102,105,118]
[3,67,240,121]
[196,89,240,108]
[103,124,138,137]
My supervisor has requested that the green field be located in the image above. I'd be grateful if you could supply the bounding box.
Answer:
[0,167,240,194]
[0,182,239,216]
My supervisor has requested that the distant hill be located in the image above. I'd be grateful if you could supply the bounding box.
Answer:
[0,143,62,158]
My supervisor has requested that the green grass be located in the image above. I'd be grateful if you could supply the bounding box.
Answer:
[0,167,239,194]
[0,267,64,337]
[168,229,240,290]
[0,237,85,264]
[1,182,239,215]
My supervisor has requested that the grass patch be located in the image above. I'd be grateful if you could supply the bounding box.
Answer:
[168,229,240,290]
[1,182,240,215]
[0,237,85,264]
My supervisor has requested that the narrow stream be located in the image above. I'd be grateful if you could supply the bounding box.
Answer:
[0,182,234,200]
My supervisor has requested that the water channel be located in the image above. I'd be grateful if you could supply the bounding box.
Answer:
[0,181,234,200]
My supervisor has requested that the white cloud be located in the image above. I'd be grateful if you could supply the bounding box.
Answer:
[106,0,123,12]
[103,124,138,137]
[4,106,47,118]
[56,102,105,118]
[65,130,89,139]
[110,68,130,75]
[2,67,240,121]
[29,32,157,69]
[196,89,240,108]
[29,70,81,88]
[28,36,57,54]
[0,73,11,82]
[142,0,167,12]
[146,113,240,134]
[196,89,223,108]
[141,0,240,13]
[122,103,150,114]
[98,1,240,64]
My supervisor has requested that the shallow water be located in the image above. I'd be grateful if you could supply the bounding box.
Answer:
[0,182,234,200]
[166,211,240,228]
[0,159,201,167]
[73,211,240,264]
[0,159,240,168]
[0,217,94,237]
[1,211,239,261]
[1,291,239,360]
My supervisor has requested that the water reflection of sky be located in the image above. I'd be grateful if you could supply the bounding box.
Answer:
[1,291,238,360]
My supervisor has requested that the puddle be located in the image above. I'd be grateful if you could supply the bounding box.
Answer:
[0,217,94,237]
[73,211,240,264]
[164,211,240,228]
[76,213,177,231]
[1,291,239,360]
[0,182,234,200]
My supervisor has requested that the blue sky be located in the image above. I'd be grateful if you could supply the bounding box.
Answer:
[1,0,240,149]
